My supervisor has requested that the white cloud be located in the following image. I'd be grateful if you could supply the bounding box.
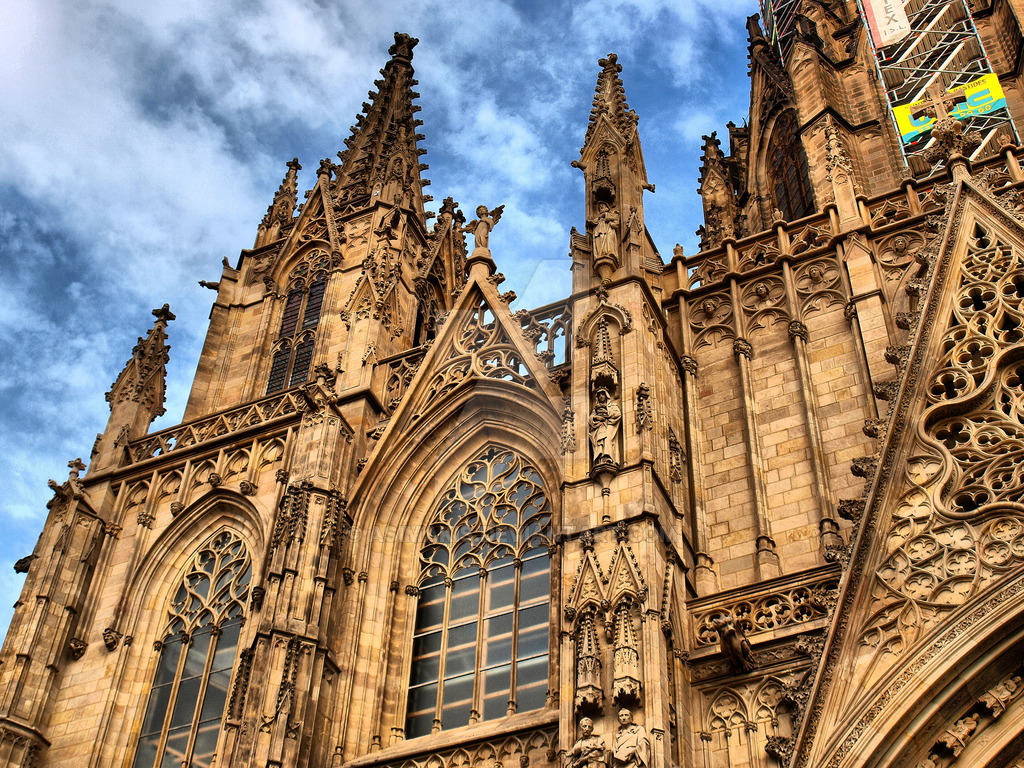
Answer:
[0,0,756,631]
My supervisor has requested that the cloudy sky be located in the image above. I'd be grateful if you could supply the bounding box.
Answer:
[0,0,757,635]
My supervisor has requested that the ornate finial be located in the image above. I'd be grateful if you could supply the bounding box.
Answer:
[152,304,175,325]
[389,32,418,61]
[923,117,981,172]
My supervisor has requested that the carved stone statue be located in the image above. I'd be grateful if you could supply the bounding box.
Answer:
[566,717,606,768]
[591,202,620,262]
[612,709,650,768]
[714,616,755,672]
[462,204,505,256]
[589,388,622,465]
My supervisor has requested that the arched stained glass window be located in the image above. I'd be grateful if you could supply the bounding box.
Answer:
[406,447,553,738]
[133,530,252,768]
[768,111,814,221]
[266,260,329,394]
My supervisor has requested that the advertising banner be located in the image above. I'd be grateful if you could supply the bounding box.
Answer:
[863,0,912,48]
[893,74,1007,144]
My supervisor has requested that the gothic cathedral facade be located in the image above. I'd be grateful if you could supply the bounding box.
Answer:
[4,4,1024,767]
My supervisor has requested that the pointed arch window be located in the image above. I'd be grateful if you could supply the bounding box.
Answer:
[133,530,252,768]
[405,448,553,738]
[266,257,330,394]
[768,111,814,221]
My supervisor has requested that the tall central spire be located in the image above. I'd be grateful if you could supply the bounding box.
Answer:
[332,32,430,219]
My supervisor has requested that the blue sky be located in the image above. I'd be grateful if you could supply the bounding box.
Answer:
[0,0,756,635]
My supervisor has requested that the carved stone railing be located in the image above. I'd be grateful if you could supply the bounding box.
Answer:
[514,299,571,368]
[683,148,1024,293]
[689,566,839,648]
[348,722,557,768]
[128,390,305,462]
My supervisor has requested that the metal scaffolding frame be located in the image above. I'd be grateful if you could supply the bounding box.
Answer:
[758,0,1016,161]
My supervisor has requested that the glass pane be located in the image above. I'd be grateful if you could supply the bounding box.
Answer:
[410,652,440,687]
[302,279,325,330]
[482,663,511,720]
[213,623,240,670]
[169,676,202,729]
[266,346,291,394]
[449,573,480,620]
[153,642,183,688]
[519,556,550,602]
[131,735,159,768]
[160,727,190,768]
[441,673,474,729]
[279,290,303,338]
[444,623,477,678]
[416,587,445,629]
[182,632,213,680]
[516,654,548,692]
[486,562,515,611]
[405,711,434,739]
[484,614,513,665]
[407,683,438,718]
[516,623,548,660]
[140,683,173,737]
[289,336,314,387]
[191,720,220,768]
[198,667,230,724]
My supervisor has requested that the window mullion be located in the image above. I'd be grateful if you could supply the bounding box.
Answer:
[509,560,522,716]
[471,567,487,723]
[434,579,453,733]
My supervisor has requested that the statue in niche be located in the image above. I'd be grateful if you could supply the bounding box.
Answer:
[462,204,505,256]
[589,388,621,465]
[566,717,606,768]
[612,709,649,768]
[591,202,620,262]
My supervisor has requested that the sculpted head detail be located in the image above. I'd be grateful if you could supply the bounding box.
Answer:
[579,717,594,735]
[618,708,633,725]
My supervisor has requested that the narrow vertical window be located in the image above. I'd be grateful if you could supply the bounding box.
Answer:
[406,448,552,738]
[266,262,329,394]
[133,531,252,768]
[768,111,814,221]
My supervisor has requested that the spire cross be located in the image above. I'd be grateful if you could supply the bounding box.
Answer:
[152,304,176,325]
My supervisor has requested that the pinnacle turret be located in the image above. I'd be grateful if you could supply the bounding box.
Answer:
[255,157,301,247]
[92,305,175,472]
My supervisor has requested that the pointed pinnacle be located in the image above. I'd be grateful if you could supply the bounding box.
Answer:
[584,53,639,148]
[389,32,418,62]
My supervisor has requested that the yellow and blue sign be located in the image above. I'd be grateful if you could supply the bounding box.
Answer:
[894,74,1007,144]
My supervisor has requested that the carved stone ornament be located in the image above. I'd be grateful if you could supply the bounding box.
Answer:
[611,709,650,768]
[13,555,36,574]
[634,384,652,433]
[208,472,223,488]
[239,480,257,496]
[103,627,123,651]
[68,638,87,660]
[713,615,755,672]
[170,501,184,516]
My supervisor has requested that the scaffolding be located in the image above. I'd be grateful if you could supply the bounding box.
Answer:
[759,0,1017,162]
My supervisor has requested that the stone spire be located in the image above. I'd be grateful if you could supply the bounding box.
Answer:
[697,132,741,249]
[91,305,175,472]
[582,53,639,149]
[332,32,431,221]
[255,157,301,248]
[573,53,658,289]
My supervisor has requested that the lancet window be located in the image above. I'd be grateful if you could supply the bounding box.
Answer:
[266,256,329,393]
[768,111,814,221]
[133,530,252,768]
[405,447,553,738]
